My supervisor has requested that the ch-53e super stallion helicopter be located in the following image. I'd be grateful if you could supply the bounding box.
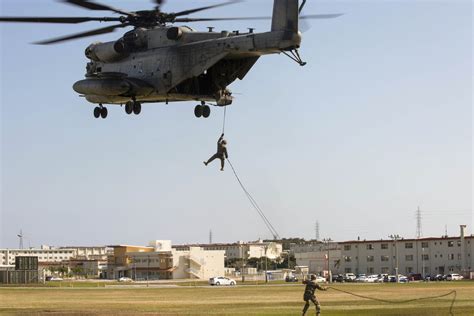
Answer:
[0,0,341,119]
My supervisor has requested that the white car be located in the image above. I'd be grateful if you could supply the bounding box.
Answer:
[366,275,379,283]
[315,276,327,283]
[118,277,133,282]
[355,275,367,282]
[209,276,236,286]
[446,273,463,281]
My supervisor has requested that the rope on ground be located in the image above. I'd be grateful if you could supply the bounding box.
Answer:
[226,158,280,240]
[327,286,457,316]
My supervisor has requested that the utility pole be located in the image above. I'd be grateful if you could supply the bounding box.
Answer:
[147,255,150,288]
[323,238,332,283]
[264,245,268,283]
[209,229,213,244]
[422,247,425,277]
[389,234,402,283]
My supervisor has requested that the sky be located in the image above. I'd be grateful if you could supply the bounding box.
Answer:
[0,0,472,249]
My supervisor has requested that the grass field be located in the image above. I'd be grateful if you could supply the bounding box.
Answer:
[1,281,473,315]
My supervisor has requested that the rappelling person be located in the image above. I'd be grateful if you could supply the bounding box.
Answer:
[302,274,327,316]
[203,133,228,171]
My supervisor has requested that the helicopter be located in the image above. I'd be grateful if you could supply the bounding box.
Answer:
[0,0,342,119]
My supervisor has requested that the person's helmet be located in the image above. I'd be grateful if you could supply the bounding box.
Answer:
[222,140,227,145]
[310,274,316,280]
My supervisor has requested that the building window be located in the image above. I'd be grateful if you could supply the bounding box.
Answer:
[381,256,389,262]
[381,267,389,274]
[421,242,429,248]
[405,243,413,249]
[366,244,374,250]
[457,254,462,260]
[345,268,352,273]
[344,245,351,251]
[422,254,429,260]
[448,254,454,260]
[457,241,461,247]
[344,256,352,262]
[406,267,413,274]
[381,243,388,249]
[448,241,454,247]
[405,255,413,261]
[367,267,374,274]
[367,256,374,262]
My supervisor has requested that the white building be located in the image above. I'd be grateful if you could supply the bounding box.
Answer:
[292,225,473,277]
[174,239,283,261]
[108,240,225,280]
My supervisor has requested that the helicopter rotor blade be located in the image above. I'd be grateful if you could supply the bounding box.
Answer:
[34,23,127,45]
[173,0,242,17]
[61,0,134,16]
[0,16,122,24]
[175,13,342,23]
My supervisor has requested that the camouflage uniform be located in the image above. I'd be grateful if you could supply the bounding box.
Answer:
[204,134,228,171]
[302,276,327,316]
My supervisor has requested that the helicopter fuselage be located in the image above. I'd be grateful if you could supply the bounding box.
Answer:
[74,25,302,106]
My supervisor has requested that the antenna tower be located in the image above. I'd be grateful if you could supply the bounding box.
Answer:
[315,221,320,241]
[209,229,213,244]
[416,206,422,239]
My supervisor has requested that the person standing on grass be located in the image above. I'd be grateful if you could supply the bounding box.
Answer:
[302,274,327,316]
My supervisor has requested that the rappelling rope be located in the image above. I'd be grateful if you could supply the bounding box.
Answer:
[222,106,227,134]
[326,286,457,316]
[227,158,280,240]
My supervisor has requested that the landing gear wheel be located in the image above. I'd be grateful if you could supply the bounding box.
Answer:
[100,107,108,119]
[194,105,203,118]
[202,105,211,118]
[133,102,142,115]
[93,107,101,118]
[125,101,134,115]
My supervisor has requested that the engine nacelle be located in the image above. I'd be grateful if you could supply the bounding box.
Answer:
[167,27,183,40]
[85,41,129,63]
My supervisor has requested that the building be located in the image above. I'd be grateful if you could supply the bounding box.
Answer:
[174,239,283,261]
[292,241,342,276]
[107,240,225,280]
[0,246,111,279]
[293,225,473,277]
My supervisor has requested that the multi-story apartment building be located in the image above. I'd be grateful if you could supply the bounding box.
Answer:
[0,245,110,267]
[293,225,473,277]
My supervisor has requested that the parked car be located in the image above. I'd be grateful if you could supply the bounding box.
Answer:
[355,274,367,283]
[375,274,387,283]
[285,275,298,282]
[446,273,463,281]
[46,276,63,281]
[344,273,356,282]
[398,275,409,283]
[209,276,236,286]
[332,274,345,283]
[315,276,327,283]
[118,277,133,282]
[408,273,422,281]
[366,275,379,283]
